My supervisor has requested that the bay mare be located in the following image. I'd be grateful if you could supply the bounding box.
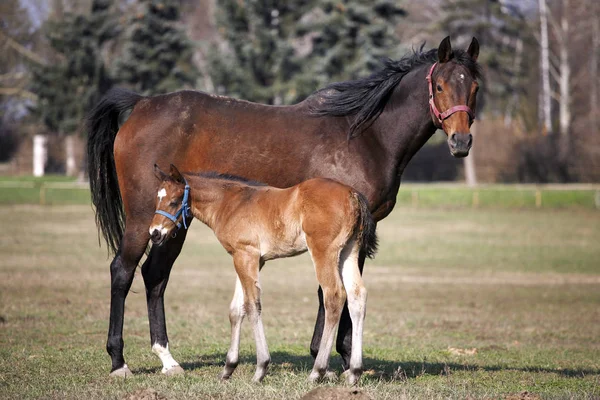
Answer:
[150,164,378,383]
[87,36,481,377]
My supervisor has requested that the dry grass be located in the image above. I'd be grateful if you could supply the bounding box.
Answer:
[1,205,599,399]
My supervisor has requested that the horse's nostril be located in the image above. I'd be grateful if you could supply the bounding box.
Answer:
[151,230,161,242]
[467,134,473,148]
[450,133,457,145]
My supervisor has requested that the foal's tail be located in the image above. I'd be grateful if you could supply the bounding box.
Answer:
[354,192,378,259]
[86,88,143,255]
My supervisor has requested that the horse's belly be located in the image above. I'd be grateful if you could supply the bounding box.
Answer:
[259,229,307,261]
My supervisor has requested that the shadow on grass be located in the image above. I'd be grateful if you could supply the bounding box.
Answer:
[174,351,599,382]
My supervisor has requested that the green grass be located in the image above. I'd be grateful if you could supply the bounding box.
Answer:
[0,206,599,399]
[1,178,597,210]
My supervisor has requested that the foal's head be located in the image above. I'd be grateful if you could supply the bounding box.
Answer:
[149,164,189,246]
[428,36,481,158]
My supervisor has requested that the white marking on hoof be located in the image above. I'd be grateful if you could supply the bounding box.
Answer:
[342,369,361,385]
[157,188,167,202]
[323,370,338,381]
[163,365,184,376]
[152,343,181,374]
[308,370,322,383]
[109,364,132,378]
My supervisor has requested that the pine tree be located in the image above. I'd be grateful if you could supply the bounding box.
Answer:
[295,0,406,99]
[30,0,119,135]
[208,0,312,104]
[208,0,406,104]
[113,0,197,94]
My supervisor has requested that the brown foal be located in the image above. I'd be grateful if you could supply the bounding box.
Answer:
[149,164,377,384]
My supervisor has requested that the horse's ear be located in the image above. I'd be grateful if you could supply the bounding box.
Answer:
[467,37,479,62]
[154,164,170,181]
[438,36,453,63]
[169,164,185,184]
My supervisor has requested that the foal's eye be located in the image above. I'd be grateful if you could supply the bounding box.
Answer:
[436,84,443,92]
[169,201,178,207]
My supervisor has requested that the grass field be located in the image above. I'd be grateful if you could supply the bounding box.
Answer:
[1,205,599,399]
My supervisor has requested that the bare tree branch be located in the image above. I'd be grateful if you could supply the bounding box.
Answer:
[0,28,46,66]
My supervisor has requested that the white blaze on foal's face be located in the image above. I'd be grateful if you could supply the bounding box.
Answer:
[157,188,167,203]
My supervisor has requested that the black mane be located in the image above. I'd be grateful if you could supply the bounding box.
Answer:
[310,46,482,138]
[189,171,268,187]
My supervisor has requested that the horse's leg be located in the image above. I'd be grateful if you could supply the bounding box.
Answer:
[107,224,149,377]
[335,248,367,370]
[142,225,189,376]
[339,243,367,385]
[219,276,245,380]
[308,246,346,383]
[232,251,270,383]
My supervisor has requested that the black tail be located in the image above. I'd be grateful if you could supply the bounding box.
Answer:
[354,192,378,259]
[86,88,143,255]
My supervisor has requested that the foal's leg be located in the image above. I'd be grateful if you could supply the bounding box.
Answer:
[219,276,245,380]
[336,248,367,370]
[142,226,189,375]
[107,224,149,377]
[308,246,346,383]
[233,251,270,383]
[339,244,367,385]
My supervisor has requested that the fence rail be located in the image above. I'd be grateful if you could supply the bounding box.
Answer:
[0,180,599,208]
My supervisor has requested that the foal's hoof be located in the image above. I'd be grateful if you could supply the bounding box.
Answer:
[342,369,362,386]
[110,365,133,378]
[163,365,184,376]
[308,370,322,383]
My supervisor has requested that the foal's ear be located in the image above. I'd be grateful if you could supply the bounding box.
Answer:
[467,37,479,62]
[154,163,170,181]
[169,164,185,184]
[438,36,453,63]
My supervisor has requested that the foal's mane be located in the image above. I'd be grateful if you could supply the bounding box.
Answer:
[188,171,268,187]
[310,45,482,138]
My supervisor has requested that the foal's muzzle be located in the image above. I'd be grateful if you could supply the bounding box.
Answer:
[448,132,473,158]
[150,229,166,246]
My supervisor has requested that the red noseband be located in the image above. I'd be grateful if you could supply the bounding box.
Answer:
[426,62,475,128]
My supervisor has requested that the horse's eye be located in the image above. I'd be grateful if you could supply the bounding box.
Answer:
[169,201,178,207]
[436,84,443,92]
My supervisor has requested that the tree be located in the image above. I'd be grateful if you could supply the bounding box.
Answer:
[113,0,197,94]
[30,0,119,136]
[29,0,120,175]
[208,0,406,104]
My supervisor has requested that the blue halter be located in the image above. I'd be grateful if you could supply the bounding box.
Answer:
[155,179,191,230]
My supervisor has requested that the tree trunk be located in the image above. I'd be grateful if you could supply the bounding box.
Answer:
[558,0,571,140]
[591,0,599,136]
[65,135,76,176]
[539,0,552,134]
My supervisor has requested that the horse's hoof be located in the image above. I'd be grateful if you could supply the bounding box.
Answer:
[307,370,322,383]
[110,365,133,378]
[163,365,184,376]
[324,370,338,381]
[342,369,361,386]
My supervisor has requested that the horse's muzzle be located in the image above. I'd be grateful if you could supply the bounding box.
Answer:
[448,132,473,158]
[150,229,166,246]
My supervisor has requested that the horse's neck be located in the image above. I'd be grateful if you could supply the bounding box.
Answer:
[187,179,228,229]
[374,65,437,177]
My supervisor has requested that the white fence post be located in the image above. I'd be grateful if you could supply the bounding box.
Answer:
[33,135,47,177]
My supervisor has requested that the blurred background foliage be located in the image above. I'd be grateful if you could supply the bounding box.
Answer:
[0,0,599,182]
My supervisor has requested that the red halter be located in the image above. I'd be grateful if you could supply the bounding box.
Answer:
[426,62,475,128]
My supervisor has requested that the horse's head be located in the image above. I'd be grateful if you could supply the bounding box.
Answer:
[428,36,481,158]
[149,164,189,246]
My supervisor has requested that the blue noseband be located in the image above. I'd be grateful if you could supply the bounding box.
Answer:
[155,179,191,230]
